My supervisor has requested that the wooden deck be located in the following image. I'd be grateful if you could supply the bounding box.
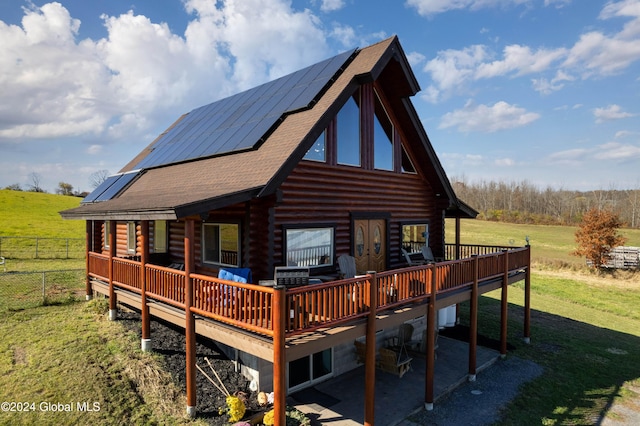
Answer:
[87,246,530,361]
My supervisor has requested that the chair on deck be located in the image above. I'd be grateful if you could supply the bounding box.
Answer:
[377,347,412,378]
[401,248,426,266]
[421,246,437,264]
[395,323,421,352]
[337,254,357,279]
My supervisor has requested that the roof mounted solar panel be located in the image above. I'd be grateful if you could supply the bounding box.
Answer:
[133,48,357,170]
[81,170,141,203]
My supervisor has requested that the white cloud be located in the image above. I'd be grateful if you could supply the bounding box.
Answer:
[494,157,515,166]
[593,104,635,123]
[422,45,488,101]
[594,141,640,160]
[532,70,574,94]
[0,0,331,144]
[475,44,566,78]
[406,51,427,67]
[405,0,529,17]
[330,24,357,48]
[439,100,540,132]
[319,0,346,12]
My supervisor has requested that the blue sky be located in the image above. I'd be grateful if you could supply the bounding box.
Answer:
[1,0,639,194]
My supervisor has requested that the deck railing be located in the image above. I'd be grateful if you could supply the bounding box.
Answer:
[87,246,530,338]
[445,243,521,260]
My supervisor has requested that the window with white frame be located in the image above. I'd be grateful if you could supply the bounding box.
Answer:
[104,221,111,249]
[202,223,240,266]
[285,227,334,268]
[127,222,137,254]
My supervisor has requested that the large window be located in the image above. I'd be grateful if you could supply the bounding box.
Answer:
[285,227,334,268]
[402,222,429,253]
[337,95,360,166]
[374,92,393,171]
[203,223,240,266]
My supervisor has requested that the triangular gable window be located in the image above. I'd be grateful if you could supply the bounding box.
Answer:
[401,145,416,174]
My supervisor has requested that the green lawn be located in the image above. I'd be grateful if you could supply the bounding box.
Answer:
[0,190,84,238]
[446,218,640,266]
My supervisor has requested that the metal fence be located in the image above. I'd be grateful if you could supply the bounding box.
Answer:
[0,236,85,259]
[0,269,85,313]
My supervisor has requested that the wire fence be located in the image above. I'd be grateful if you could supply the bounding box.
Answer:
[0,236,85,259]
[0,269,85,313]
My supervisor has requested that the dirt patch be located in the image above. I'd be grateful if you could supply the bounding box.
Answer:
[118,310,266,425]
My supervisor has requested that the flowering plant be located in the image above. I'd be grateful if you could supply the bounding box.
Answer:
[224,395,246,423]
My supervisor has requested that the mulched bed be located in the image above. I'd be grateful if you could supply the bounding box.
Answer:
[118,309,266,425]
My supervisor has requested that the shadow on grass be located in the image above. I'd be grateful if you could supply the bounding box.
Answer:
[449,296,640,425]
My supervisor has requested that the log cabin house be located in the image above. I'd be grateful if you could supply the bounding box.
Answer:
[61,36,531,424]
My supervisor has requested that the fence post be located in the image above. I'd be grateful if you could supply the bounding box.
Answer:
[42,272,46,303]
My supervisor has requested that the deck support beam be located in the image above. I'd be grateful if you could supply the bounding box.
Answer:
[425,264,437,410]
[273,285,286,426]
[108,220,117,321]
[524,245,531,344]
[140,220,151,351]
[184,219,197,417]
[364,272,378,426]
[500,250,509,357]
[468,255,479,381]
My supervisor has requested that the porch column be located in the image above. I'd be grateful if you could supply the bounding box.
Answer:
[140,220,151,352]
[272,285,287,426]
[108,220,117,321]
[364,272,378,426]
[500,250,509,357]
[523,245,531,344]
[184,219,197,417]
[455,216,461,260]
[85,221,92,301]
[425,264,437,410]
[468,255,479,381]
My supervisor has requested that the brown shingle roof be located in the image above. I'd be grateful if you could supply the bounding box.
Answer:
[61,36,457,220]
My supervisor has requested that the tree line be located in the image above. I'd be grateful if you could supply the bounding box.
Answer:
[451,178,640,228]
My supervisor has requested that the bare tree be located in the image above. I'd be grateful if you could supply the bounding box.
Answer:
[89,169,110,188]
[28,172,45,192]
[3,183,22,191]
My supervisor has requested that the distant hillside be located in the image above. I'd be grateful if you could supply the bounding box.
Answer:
[0,189,84,238]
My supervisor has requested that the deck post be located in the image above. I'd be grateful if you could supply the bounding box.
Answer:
[500,250,509,357]
[524,245,531,344]
[364,272,378,426]
[140,220,151,352]
[272,285,287,426]
[108,220,117,321]
[468,255,479,381]
[184,219,197,417]
[85,221,92,301]
[425,264,437,410]
[455,216,461,260]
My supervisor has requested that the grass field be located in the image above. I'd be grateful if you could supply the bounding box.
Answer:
[0,190,84,238]
[446,218,640,267]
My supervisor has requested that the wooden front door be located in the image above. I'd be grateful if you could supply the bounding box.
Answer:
[353,219,386,273]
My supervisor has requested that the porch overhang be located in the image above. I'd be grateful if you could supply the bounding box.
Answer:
[60,187,263,221]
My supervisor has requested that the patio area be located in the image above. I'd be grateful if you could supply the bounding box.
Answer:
[290,335,500,425]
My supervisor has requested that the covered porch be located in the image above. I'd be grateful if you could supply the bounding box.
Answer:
[84,219,531,425]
